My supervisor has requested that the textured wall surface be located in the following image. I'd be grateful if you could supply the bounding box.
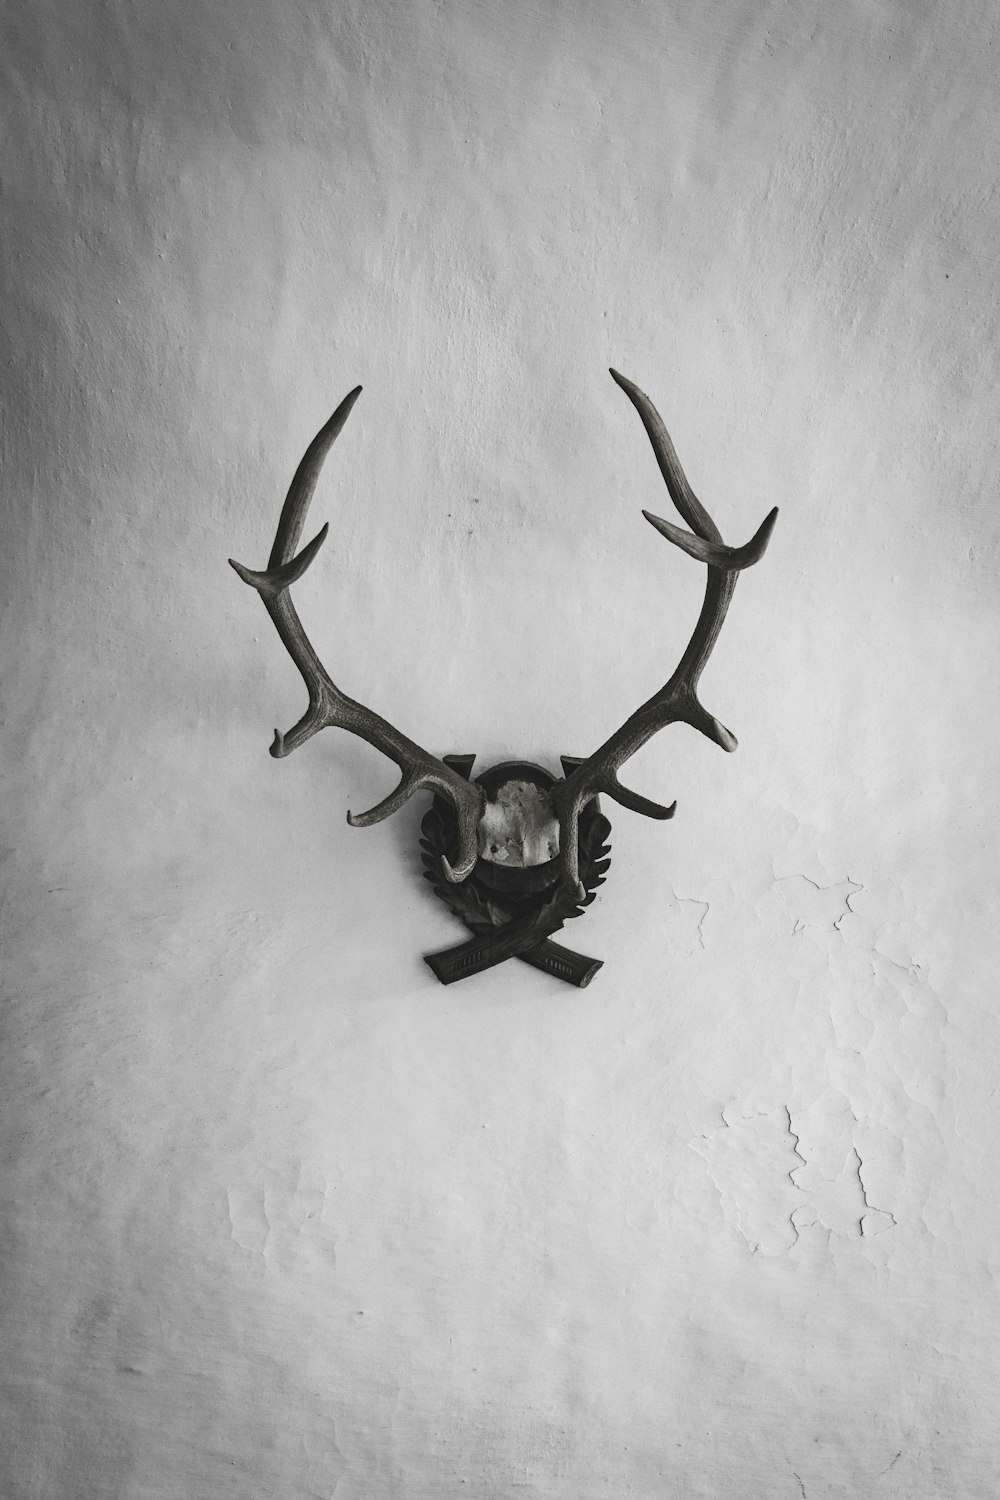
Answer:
[2,3,999,1497]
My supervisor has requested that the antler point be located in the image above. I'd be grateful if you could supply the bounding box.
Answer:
[441,853,476,884]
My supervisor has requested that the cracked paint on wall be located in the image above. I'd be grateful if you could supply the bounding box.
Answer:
[2,1,999,1498]
[692,1104,897,1256]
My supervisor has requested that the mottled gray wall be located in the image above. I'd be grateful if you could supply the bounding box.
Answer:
[2,2,998,1497]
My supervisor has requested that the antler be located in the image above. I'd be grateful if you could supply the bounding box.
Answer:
[550,369,778,898]
[229,387,485,882]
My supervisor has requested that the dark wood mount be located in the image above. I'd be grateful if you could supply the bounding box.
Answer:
[420,758,611,987]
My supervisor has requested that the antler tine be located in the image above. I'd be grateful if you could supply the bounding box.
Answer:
[550,371,777,898]
[273,386,364,567]
[229,388,485,882]
[609,368,721,543]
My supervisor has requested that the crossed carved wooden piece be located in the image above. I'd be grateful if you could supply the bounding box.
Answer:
[419,756,612,986]
[230,371,776,984]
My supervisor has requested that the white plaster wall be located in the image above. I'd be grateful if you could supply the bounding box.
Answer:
[2,2,999,1496]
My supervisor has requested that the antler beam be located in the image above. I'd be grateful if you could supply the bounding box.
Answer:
[549,369,778,898]
[229,387,485,882]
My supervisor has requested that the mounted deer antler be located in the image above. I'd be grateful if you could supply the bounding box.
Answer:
[230,372,777,986]
[549,369,778,898]
[229,386,485,882]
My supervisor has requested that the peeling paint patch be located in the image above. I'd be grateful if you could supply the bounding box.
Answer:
[692,1103,897,1255]
[691,1107,805,1256]
[855,1149,898,1236]
[227,1184,269,1258]
[227,1168,337,1272]
[777,875,863,935]
[659,891,710,956]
